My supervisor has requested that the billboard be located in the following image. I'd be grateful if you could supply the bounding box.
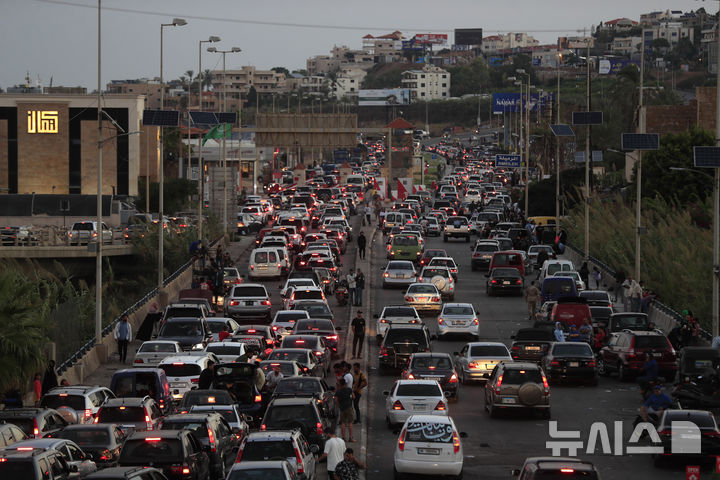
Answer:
[492,92,555,114]
[414,33,448,45]
[598,59,640,75]
[489,56,504,66]
[455,28,483,46]
[358,89,411,106]
[495,154,521,168]
[402,39,425,53]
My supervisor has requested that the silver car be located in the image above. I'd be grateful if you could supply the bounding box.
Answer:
[382,261,418,288]
[404,283,442,313]
[437,303,479,340]
[375,306,422,342]
[383,379,448,428]
[418,266,455,300]
[133,340,183,367]
[225,284,271,320]
[453,342,512,383]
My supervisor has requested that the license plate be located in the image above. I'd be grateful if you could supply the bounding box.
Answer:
[452,320,465,325]
[502,397,516,404]
[245,301,254,306]
[418,296,428,301]
[172,383,185,388]
[417,448,440,455]
[412,404,425,410]
[503,281,510,285]
[525,346,541,351]
[569,362,579,367]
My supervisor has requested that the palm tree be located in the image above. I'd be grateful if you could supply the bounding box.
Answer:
[203,69,213,91]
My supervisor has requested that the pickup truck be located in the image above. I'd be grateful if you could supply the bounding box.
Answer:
[67,221,113,245]
[443,216,470,242]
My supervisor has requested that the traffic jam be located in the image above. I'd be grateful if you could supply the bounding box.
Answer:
[0,137,714,480]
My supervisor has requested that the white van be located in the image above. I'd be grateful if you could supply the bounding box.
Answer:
[538,259,575,282]
[346,174,366,188]
[249,247,282,279]
[158,354,216,401]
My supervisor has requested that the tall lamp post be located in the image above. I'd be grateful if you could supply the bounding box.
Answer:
[196,36,220,241]
[207,46,242,235]
[556,53,562,235]
[95,0,102,344]
[159,17,187,294]
[517,69,531,216]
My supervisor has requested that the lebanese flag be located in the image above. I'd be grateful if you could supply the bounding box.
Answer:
[397,180,408,201]
[412,184,417,194]
[374,177,380,190]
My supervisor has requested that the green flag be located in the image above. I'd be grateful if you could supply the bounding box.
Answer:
[202,123,232,145]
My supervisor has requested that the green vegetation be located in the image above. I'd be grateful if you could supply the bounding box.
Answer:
[136,178,198,215]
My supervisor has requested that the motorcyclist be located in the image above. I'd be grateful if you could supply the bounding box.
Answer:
[640,385,672,422]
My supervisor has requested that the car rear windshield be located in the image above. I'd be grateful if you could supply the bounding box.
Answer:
[411,357,452,369]
[294,290,323,300]
[493,253,522,266]
[615,316,648,329]
[295,320,333,331]
[581,291,608,300]
[393,236,418,246]
[470,346,509,357]
[166,307,202,319]
[159,322,202,337]
[404,421,453,443]
[382,307,416,317]
[139,343,177,353]
[268,351,306,363]
[385,330,427,346]
[0,419,32,436]
[282,338,318,349]
[0,462,34,477]
[553,344,593,356]
[159,420,208,438]
[56,427,111,446]
[241,440,294,461]
[502,369,543,384]
[634,336,670,349]
[542,280,574,295]
[547,263,572,275]
[40,394,85,411]
[206,345,244,356]
[120,438,182,462]
[423,269,449,278]
[97,407,144,423]
[442,306,473,315]
[182,391,234,406]
[395,384,441,396]
[663,413,717,429]
[264,405,316,426]
[275,379,320,395]
[160,364,202,377]
[475,244,498,253]
[233,286,267,297]
[275,312,307,323]
[227,467,288,480]
[429,259,454,268]
[408,285,437,294]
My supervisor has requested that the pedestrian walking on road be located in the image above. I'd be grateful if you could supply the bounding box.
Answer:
[364,205,372,226]
[33,373,42,407]
[354,270,365,306]
[592,267,602,290]
[524,281,540,320]
[335,378,355,442]
[621,275,634,312]
[630,279,643,312]
[351,363,367,424]
[351,311,366,358]
[113,314,132,364]
[319,428,346,480]
[335,448,366,480]
[42,360,58,395]
[346,269,357,306]
[357,232,366,260]
[578,262,590,288]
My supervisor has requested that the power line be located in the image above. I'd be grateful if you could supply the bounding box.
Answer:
[36,0,586,34]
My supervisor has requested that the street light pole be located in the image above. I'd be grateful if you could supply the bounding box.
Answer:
[584,38,591,262]
[159,18,187,295]
[196,36,220,241]
[714,2,720,337]
[556,53,562,236]
[95,0,102,345]
[635,32,645,283]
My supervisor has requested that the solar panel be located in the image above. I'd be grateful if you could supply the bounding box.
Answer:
[217,112,237,124]
[694,146,720,168]
[572,111,603,125]
[550,124,575,137]
[143,110,180,126]
[189,111,238,126]
[574,152,585,163]
[621,133,659,151]
[575,151,605,163]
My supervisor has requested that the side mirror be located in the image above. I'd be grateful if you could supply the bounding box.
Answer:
[383,390,390,396]
[310,444,320,454]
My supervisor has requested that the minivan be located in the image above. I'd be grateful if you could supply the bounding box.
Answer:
[248,248,282,279]
[540,277,578,303]
[109,369,172,413]
[488,251,525,276]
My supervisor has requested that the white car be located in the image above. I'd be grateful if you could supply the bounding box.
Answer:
[375,306,422,342]
[538,259,574,282]
[426,257,459,281]
[437,303,479,340]
[418,266,455,300]
[204,342,246,363]
[553,270,586,291]
[283,286,326,310]
[394,415,464,479]
[205,317,240,342]
[158,354,217,401]
[453,342,512,383]
[383,380,448,428]
[133,340,182,367]
[271,310,311,339]
[280,278,317,298]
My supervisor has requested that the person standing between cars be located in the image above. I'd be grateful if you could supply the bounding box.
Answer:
[621,275,634,312]
[265,364,284,390]
[33,373,42,407]
[319,427,346,480]
[346,269,357,306]
[630,279,643,313]
[351,363,367,425]
[342,362,354,390]
[41,360,58,395]
[218,325,231,342]
[351,311,366,358]
[554,322,566,342]
[354,269,365,307]
[579,318,593,344]
[334,448,366,480]
[578,262,590,289]
[524,281,540,320]
[198,360,216,390]
[592,266,602,290]
[356,232,366,260]
[113,314,132,364]
[535,249,549,280]
[334,378,355,442]
[364,204,372,226]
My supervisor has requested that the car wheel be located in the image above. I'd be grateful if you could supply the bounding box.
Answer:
[597,358,610,377]
[443,235,448,242]
[618,363,630,382]
[460,370,468,385]
[394,467,403,480]
[542,408,551,419]
[456,469,464,480]
[465,235,470,243]
[487,401,498,418]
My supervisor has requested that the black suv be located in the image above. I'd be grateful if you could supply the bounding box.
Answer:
[513,457,600,479]
[0,447,74,479]
[158,413,239,480]
[118,430,210,480]
[379,324,433,373]
[85,466,168,479]
[510,328,557,363]
[272,376,337,419]
[259,397,331,450]
[0,407,68,438]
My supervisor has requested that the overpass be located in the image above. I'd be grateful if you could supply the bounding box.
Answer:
[0,244,133,259]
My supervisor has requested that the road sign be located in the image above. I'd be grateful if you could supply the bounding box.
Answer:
[550,124,575,137]
[694,146,720,168]
[686,465,700,480]
[142,110,179,126]
[495,154,521,168]
[431,154,437,160]
[572,111,603,125]
[621,133,659,151]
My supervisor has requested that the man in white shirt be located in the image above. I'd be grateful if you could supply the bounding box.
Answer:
[265,365,284,389]
[346,269,357,306]
[319,427,346,479]
[342,362,354,390]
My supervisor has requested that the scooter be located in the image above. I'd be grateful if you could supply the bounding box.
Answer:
[335,279,349,306]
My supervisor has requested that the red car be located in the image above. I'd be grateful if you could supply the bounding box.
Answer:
[419,248,448,267]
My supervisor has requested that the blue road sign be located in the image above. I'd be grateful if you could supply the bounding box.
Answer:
[431,154,437,160]
[495,154,521,168]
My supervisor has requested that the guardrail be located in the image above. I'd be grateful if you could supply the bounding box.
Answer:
[56,239,218,376]
[564,243,711,341]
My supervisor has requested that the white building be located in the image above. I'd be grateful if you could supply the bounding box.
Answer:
[481,33,539,54]
[401,65,450,101]
[611,36,642,56]
[332,67,367,100]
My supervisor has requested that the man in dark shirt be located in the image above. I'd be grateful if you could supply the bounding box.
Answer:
[351,311,366,358]
[641,385,672,422]
[198,361,216,390]
[335,448,365,480]
[334,378,355,442]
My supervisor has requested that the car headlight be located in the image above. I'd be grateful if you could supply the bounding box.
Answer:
[192,343,204,350]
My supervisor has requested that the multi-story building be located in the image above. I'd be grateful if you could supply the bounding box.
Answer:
[611,36,642,56]
[210,66,287,110]
[331,67,367,100]
[362,31,404,62]
[106,79,163,109]
[481,33,539,55]
[401,65,450,101]
[597,18,639,32]
[642,22,694,49]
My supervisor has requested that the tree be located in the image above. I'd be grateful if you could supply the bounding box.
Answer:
[202,69,213,91]
[446,58,490,97]
[272,67,290,77]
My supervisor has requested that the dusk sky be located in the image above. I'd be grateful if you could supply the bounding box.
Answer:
[1,0,712,90]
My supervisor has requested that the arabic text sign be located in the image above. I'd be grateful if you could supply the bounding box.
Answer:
[495,154,521,168]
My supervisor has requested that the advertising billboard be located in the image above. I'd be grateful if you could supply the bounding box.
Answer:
[492,93,555,114]
[454,28,483,46]
[358,89,411,106]
[598,59,640,75]
[414,33,448,45]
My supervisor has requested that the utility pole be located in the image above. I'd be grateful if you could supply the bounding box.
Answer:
[583,38,591,262]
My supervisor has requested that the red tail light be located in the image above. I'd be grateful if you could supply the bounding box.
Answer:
[551,360,561,366]
[453,430,461,453]
[393,400,404,410]
[229,300,239,306]
[515,279,523,285]
[190,378,199,384]
[316,422,323,435]
[207,427,216,452]
[398,427,407,451]
[449,373,458,383]
[260,424,266,431]
[294,447,304,473]
[145,414,153,430]
[380,346,388,357]
[494,375,503,394]
[438,317,444,325]
[511,345,521,351]
[435,401,446,411]
[170,465,191,475]
[432,296,440,302]
[84,409,93,419]
[326,335,338,340]
[33,419,39,437]
[261,300,271,306]
[254,395,262,403]
[134,358,144,364]
[235,440,245,462]
[587,360,596,367]
[542,374,549,394]
[468,361,479,369]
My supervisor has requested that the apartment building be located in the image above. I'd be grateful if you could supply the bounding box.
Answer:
[401,64,450,101]
[331,67,367,100]
[211,66,288,105]
[362,31,404,61]
[106,79,163,109]
[481,33,539,55]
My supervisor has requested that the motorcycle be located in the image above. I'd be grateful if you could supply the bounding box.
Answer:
[671,380,720,410]
[335,279,349,306]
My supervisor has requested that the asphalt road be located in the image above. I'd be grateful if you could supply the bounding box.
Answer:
[363,228,687,480]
